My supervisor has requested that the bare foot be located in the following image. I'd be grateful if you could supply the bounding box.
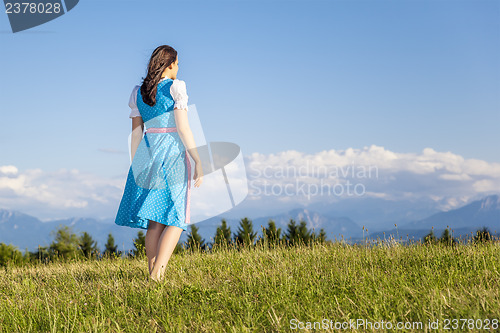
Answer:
[149,274,161,282]
[149,268,164,282]
[149,275,161,282]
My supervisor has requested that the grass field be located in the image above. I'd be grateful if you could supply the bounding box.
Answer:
[1,240,499,332]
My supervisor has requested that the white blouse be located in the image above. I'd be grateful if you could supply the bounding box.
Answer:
[128,78,189,118]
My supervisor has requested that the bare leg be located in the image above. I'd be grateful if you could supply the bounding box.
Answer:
[150,225,183,281]
[146,220,166,275]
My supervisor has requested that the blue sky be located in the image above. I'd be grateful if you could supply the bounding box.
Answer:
[1,0,499,176]
[0,0,499,221]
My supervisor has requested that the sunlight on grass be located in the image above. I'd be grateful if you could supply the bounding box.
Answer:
[1,239,499,332]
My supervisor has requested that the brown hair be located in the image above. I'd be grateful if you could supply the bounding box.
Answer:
[140,45,178,106]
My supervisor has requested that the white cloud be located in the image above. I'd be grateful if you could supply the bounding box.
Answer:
[439,173,472,181]
[0,167,126,220]
[1,144,499,221]
[473,179,500,193]
[0,165,18,175]
[244,144,500,210]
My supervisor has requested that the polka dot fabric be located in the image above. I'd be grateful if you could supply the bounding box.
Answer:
[114,78,190,232]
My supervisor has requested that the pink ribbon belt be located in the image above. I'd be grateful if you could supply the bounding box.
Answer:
[145,127,177,133]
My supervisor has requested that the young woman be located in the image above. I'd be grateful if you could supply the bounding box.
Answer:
[114,45,203,282]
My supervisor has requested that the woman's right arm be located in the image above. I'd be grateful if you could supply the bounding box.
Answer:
[131,116,144,160]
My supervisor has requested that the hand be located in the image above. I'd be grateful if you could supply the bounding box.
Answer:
[193,163,204,188]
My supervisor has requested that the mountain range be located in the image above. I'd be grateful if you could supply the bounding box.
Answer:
[0,194,498,253]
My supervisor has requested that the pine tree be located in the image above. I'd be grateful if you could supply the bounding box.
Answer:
[310,228,327,244]
[234,217,257,248]
[474,226,493,244]
[317,228,327,243]
[297,219,312,245]
[104,233,120,259]
[284,218,300,246]
[439,228,456,246]
[78,232,99,258]
[265,219,282,246]
[423,229,437,245]
[131,231,146,258]
[186,224,206,251]
[214,219,232,248]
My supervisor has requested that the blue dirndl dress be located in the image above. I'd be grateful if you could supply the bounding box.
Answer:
[114,78,191,232]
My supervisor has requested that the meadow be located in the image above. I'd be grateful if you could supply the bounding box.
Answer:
[1,237,499,333]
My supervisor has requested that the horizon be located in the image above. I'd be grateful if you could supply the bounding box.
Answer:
[2,192,499,255]
[2,192,498,223]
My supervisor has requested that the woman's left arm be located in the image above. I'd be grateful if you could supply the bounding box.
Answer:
[128,85,143,161]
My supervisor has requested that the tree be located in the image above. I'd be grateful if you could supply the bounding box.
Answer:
[297,219,312,245]
[186,224,206,251]
[257,219,282,248]
[266,220,282,244]
[311,228,327,244]
[474,226,493,244]
[423,229,438,245]
[438,228,457,246]
[234,217,257,248]
[131,231,146,258]
[104,233,121,259]
[284,219,300,246]
[49,225,81,259]
[0,243,23,267]
[79,232,99,259]
[213,219,232,249]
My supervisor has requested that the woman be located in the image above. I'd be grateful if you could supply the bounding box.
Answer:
[114,45,203,282]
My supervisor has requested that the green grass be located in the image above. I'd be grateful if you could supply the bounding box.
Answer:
[1,240,499,332]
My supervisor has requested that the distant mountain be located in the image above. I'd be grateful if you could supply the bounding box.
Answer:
[1,194,498,252]
[0,210,46,251]
[0,209,40,226]
[400,194,500,231]
[0,210,144,254]
[365,194,500,242]
[307,196,444,232]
